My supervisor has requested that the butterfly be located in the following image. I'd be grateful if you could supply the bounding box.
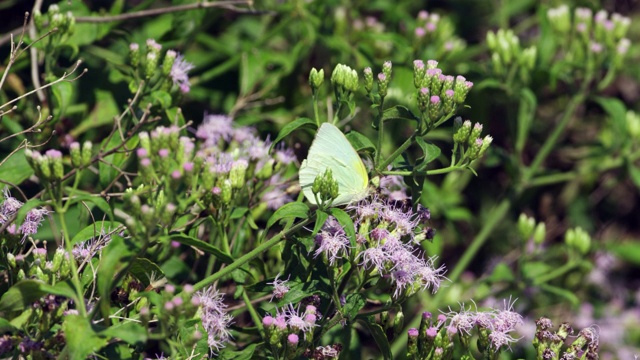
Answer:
[299,123,369,206]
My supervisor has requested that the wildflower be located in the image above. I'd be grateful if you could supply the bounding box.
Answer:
[168,53,194,93]
[0,188,23,224]
[267,273,290,302]
[196,114,234,147]
[314,217,350,265]
[19,208,50,239]
[195,287,233,352]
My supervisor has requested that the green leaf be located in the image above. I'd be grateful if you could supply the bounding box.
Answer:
[230,207,249,220]
[166,107,186,127]
[628,163,640,190]
[515,88,537,154]
[101,321,147,345]
[329,208,356,246]
[61,315,108,358]
[71,221,123,245]
[39,281,79,303]
[52,81,73,119]
[414,137,441,172]
[487,263,515,282]
[358,318,392,360]
[608,242,640,266]
[168,234,234,264]
[342,293,366,319]
[312,211,329,236]
[593,96,628,142]
[266,202,309,228]
[538,283,579,306]
[129,258,164,288]
[218,343,259,360]
[97,235,136,302]
[0,280,46,313]
[71,90,119,137]
[151,90,172,108]
[0,317,17,333]
[346,131,376,154]
[68,194,114,220]
[0,149,34,186]
[380,105,420,123]
[270,117,317,150]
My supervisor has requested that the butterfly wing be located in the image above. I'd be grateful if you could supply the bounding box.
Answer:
[299,123,369,206]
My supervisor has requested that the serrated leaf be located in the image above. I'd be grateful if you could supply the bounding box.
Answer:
[270,117,317,150]
[312,211,329,236]
[266,202,309,228]
[97,235,136,302]
[39,281,79,303]
[346,131,376,154]
[230,207,249,220]
[69,194,114,220]
[151,90,172,108]
[380,105,420,123]
[415,137,441,172]
[129,258,164,288]
[101,321,147,345]
[358,318,392,360]
[329,208,356,246]
[168,234,234,264]
[0,280,46,313]
[0,149,34,186]
[61,315,108,359]
[71,221,123,245]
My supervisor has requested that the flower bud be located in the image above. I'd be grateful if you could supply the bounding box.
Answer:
[413,60,426,89]
[533,222,546,244]
[129,43,140,67]
[468,123,483,146]
[51,247,66,273]
[393,311,405,337]
[363,67,374,94]
[162,50,177,77]
[145,52,158,79]
[309,68,325,93]
[518,213,536,240]
[229,160,248,189]
[221,179,233,205]
[70,142,81,167]
[81,141,92,167]
[46,149,64,180]
[453,120,472,145]
[6,253,16,268]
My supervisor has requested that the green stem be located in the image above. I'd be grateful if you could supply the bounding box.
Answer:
[382,165,463,177]
[58,211,87,316]
[377,133,416,173]
[375,101,385,167]
[313,93,320,127]
[522,72,592,184]
[192,218,310,292]
[533,261,578,285]
[241,288,264,336]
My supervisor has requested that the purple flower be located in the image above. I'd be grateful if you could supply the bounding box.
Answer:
[170,53,194,93]
[314,222,350,265]
[261,186,293,211]
[1,188,23,224]
[267,273,290,302]
[196,114,234,147]
[195,286,233,352]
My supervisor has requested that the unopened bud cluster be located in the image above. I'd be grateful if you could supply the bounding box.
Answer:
[311,169,339,206]
[413,60,473,126]
[33,4,75,37]
[547,6,631,70]
[517,213,546,245]
[263,304,319,359]
[331,64,359,103]
[486,29,537,81]
[533,318,599,359]
[564,226,591,255]
[413,11,465,56]
[127,39,194,94]
[452,118,492,162]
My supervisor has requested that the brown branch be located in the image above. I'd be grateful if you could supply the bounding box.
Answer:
[74,1,252,23]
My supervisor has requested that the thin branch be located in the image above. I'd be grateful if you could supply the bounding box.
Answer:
[74,1,252,23]
[0,60,87,111]
[0,12,29,90]
[29,0,45,102]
